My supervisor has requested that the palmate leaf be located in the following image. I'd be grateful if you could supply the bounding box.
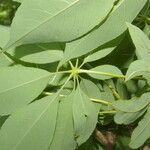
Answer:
[112,93,150,113]
[4,0,115,49]
[0,95,59,150]
[0,25,10,49]
[59,0,147,66]
[49,93,77,150]
[127,23,150,62]
[8,42,64,64]
[0,66,50,115]
[129,106,150,149]
[72,87,98,146]
[125,60,150,81]
[86,65,122,80]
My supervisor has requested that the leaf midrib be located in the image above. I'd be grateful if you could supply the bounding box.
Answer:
[130,108,150,146]
[0,73,50,95]
[12,98,57,150]
[62,0,117,61]
[7,0,80,49]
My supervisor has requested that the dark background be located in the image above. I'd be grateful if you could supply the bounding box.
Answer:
[0,0,20,25]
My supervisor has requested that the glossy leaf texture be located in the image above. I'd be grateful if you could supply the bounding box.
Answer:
[5,0,115,49]
[85,65,123,80]
[0,66,50,115]
[127,23,150,62]
[8,42,64,64]
[112,93,150,113]
[72,87,98,146]
[126,60,150,81]
[60,0,147,66]
[0,95,59,150]
[129,106,150,149]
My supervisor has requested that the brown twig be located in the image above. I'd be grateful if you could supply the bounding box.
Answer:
[94,128,117,150]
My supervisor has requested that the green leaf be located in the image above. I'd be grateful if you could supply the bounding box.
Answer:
[86,65,122,80]
[60,0,146,65]
[127,23,150,62]
[0,52,13,68]
[116,136,132,150]
[144,23,150,38]
[143,73,150,85]
[129,106,150,149]
[0,66,50,115]
[80,78,101,100]
[80,79,102,111]
[49,93,77,150]
[126,80,138,94]
[114,108,146,125]
[112,93,150,113]
[72,87,98,146]
[83,47,115,64]
[126,60,150,81]
[49,73,69,86]
[5,0,115,49]
[116,79,128,99]
[8,43,63,64]
[0,95,59,150]
[0,25,10,49]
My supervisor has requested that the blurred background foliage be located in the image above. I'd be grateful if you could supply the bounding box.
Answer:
[0,0,20,25]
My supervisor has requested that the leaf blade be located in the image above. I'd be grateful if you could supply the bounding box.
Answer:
[0,66,50,115]
[129,106,150,149]
[0,95,59,150]
[5,0,115,49]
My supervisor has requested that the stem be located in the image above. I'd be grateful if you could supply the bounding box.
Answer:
[75,59,79,68]
[53,70,72,74]
[79,69,125,79]
[105,82,122,100]
[90,98,112,105]
[43,92,65,98]
[43,92,112,106]
[99,110,117,115]
[69,61,74,69]
[52,75,72,98]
